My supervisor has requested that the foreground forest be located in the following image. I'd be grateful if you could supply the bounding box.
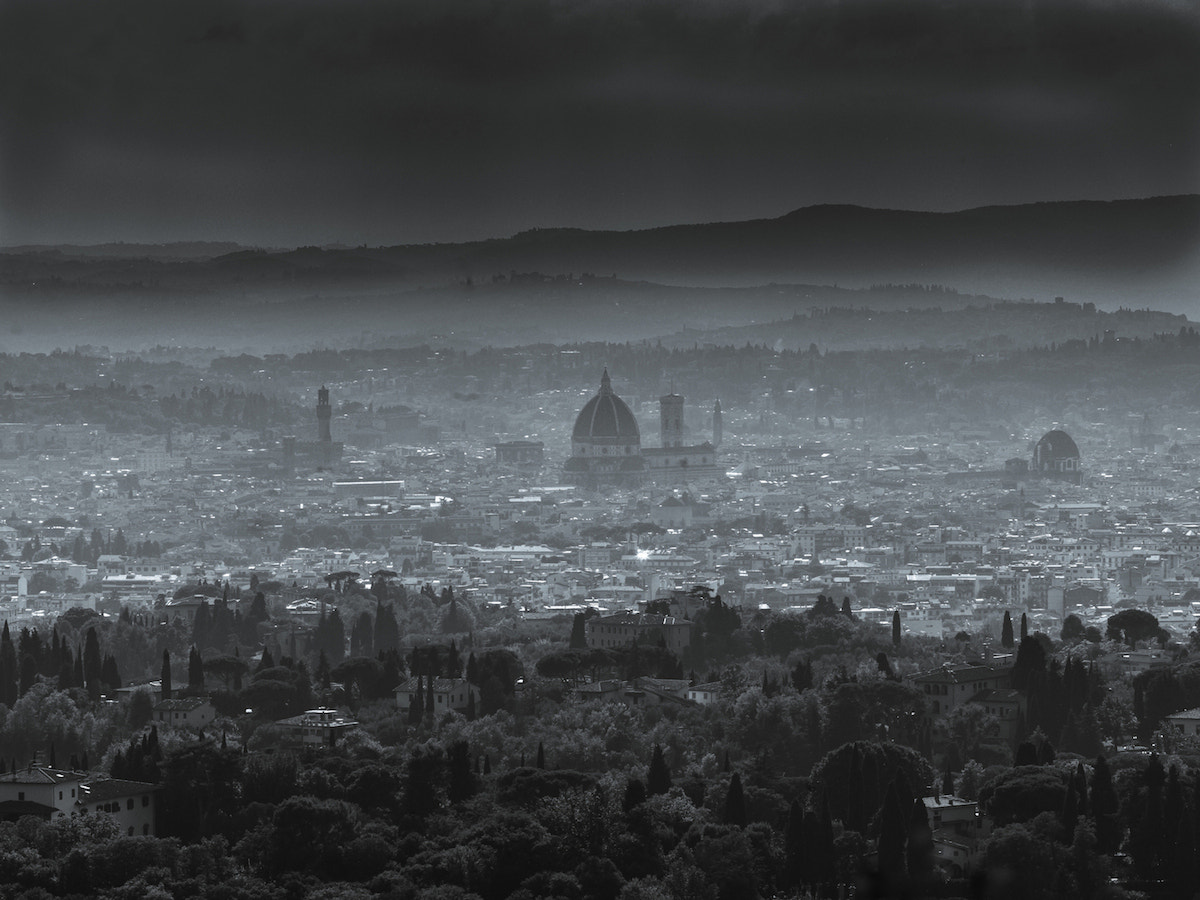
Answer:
[2,580,1200,899]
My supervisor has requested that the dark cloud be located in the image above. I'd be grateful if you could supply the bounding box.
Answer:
[2,0,1198,245]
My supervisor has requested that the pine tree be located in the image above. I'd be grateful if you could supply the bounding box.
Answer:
[723,771,747,827]
[647,744,671,795]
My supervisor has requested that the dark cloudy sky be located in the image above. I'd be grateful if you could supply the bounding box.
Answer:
[2,0,1198,247]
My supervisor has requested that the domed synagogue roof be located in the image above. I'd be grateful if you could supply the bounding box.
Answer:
[1034,429,1080,463]
[573,369,640,441]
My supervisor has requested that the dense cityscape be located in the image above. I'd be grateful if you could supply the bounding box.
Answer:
[0,307,1200,898]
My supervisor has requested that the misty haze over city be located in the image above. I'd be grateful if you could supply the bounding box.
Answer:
[1,1,1200,898]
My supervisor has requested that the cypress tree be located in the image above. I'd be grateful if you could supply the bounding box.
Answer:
[569,612,588,649]
[784,799,805,890]
[536,741,545,769]
[891,610,901,645]
[1020,612,1029,641]
[876,780,908,889]
[19,655,36,697]
[623,778,647,812]
[841,596,852,617]
[233,647,242,691]
[907,797,935,889]
[1091,755,1120,853]
[1130,753,1166,879]
[425,669,434,714]
[83,628,102,701]
[409,675,424,724]
[723,771,747,827]
[101,654,121,690]
[815,789,836,890]
[847,744,866,832]
[374,601,400,654]
[193,601,212,650]
[1060,774,1079,834]
[1001,611,1014,648]
[187,645,204,692]
[647,744,672,795]
[160,649,172,700]
[1173,806,1196,900]
[58,644,74,689]
[1164,763,1184,876]
[351,611,374,658]
[326,609,346,664]
[447,740,475,803]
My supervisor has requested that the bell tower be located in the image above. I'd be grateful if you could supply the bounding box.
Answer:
[660,392,684,448]
[316,385,332,443]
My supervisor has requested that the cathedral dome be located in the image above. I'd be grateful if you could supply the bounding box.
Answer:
[572,369,640,441]
[1033,429,1079,465]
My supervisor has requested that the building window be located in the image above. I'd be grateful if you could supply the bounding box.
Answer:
[127,798,134,810]
[128,826,134,836]
[143,824,150,835]
[18,792,24,801]
[142,795,150,807]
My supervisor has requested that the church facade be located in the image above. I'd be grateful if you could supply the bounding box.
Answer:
[564,370,722,489]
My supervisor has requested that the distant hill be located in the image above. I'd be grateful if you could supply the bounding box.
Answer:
[2,195,1198,351]
[401,195,1200,309]
[1,241,256,261]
